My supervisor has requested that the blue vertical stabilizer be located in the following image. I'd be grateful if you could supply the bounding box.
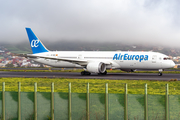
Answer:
[25,28,49,54]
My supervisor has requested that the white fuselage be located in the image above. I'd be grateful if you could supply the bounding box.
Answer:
[29,51,175,70]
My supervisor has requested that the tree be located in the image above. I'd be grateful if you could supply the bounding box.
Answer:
[5,63,14,67]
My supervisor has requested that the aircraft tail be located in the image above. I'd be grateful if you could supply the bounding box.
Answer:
[25,28,49,54]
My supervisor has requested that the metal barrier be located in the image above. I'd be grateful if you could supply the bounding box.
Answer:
[0,82,175,120]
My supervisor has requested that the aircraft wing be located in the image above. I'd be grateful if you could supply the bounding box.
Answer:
[16,54,111,66]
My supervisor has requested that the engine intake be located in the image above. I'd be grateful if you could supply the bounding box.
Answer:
[87,62,106,73]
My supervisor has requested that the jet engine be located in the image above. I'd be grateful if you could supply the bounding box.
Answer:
[87,62,106,73]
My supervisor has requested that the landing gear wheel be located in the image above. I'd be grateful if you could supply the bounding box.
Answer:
[81,71,91,75]
[98,71,107,75]
[81,71,84,75]
[158,69,163,76]
[158,72,162,76]
[103,71,107,75]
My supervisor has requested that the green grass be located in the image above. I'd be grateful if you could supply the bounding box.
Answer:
[5,44,31,54]
[0,77,179,95]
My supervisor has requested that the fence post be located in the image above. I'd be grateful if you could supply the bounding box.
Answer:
[105,83,108,120]
[87,83,89,120]
[2,82,5,120]
[166,84,169,120]
[51,82,54,120]
[124,83,128,120]
[18,82,21,120]
[144,83,148,120]
[69,82,71,120]
[34,82,37,120]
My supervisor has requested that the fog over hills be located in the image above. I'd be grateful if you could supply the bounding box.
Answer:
[2,40,180,57]
[1,1,180,47]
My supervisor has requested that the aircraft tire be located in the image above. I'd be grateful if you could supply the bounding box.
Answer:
[158,72,162,76]
[98,71,107,75]
[87,72,91,75]
[81,71,91,75]
[81,71,85,75]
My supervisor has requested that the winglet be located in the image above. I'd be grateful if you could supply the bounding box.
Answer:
[25,28,49,54]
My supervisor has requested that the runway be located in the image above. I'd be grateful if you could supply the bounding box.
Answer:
[0,71,179,80]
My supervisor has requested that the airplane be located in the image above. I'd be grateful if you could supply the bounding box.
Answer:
[23,28,175,76]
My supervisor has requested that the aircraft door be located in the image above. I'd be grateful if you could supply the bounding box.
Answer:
[159,56,162,68]
[151,55,161,68]
[152,55,157,63]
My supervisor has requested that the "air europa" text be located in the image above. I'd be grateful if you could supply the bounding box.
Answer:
[113,53,148,62]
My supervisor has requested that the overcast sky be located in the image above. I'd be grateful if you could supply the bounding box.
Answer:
[0,0,180,47]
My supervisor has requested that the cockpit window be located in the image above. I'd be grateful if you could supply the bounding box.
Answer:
[163,57,171,60]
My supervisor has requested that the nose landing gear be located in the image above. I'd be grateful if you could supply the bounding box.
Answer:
[158,69,163,76]
[158,72,162,76]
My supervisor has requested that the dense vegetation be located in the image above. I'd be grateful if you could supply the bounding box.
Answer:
[4,43,31,54]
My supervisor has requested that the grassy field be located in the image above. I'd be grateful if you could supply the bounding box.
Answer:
[0,77,179,95]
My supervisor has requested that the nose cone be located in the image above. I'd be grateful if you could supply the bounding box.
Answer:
[170,61,175,68]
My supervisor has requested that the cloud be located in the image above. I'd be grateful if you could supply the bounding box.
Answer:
[0,0,180,47]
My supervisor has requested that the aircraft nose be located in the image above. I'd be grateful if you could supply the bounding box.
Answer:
[170,61,175,68]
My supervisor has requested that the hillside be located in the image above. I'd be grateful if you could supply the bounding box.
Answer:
[2,41,180,57]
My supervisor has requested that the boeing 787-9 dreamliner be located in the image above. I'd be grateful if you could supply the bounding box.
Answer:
[23,28,175,76]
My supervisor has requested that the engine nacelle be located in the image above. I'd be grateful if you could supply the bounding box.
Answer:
[121,69,136,72]
[87,62,106,73]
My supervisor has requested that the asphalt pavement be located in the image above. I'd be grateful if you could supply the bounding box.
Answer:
[0,71,179,80]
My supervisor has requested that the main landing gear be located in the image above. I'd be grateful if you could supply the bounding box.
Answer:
[158,69,163,76]
[81,71,107,75]
[81,71,91,75]
[98,71,107,75]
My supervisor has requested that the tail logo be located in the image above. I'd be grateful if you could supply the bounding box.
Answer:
[31,40,40,47]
